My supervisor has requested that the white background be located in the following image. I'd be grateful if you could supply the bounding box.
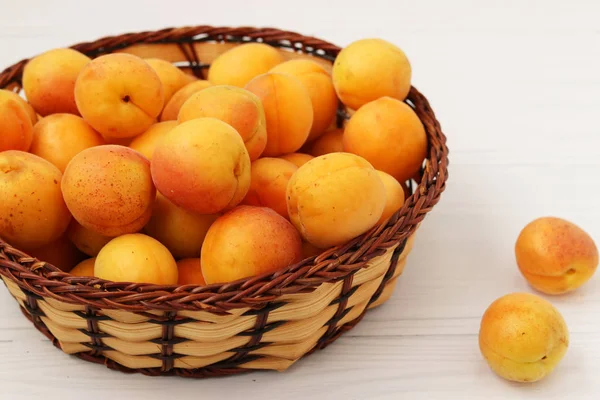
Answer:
[1,0,599,398]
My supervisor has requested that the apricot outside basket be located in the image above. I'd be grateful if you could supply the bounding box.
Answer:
[0,26,448,378]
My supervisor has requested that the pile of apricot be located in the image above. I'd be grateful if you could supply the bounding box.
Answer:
[0,38,424,286]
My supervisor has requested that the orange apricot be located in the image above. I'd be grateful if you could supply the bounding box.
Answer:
[67,220,112,257]
[201,206,302,284]
[516,217,598,294]
[22,48,91,116]
[270,59,338,141]
[144,193,219,259]
[160,80,212,121]
[0,90,35,151]
[376,171,405,224]
[178,85,267,160]
[74,54,164,138]
[333,38,411,110]
[0,151,71,249]
[245,73,313,156]
[344,97,426,183]
[177,258,206,285]
[30,114,105,172]
[208,43,284,87]
[243,158,297,219]
[309,128,344,157]
[95,233,177,284]
[279,153,314,168]
[151,118,251,214]
[128,121,177,160]
[70,258,96,277]
[287,153,385,248]
[62,145,156,237]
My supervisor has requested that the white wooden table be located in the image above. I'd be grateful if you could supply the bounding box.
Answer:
[1,0,599,398]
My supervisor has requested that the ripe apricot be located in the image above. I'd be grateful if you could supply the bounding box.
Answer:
[151,118,250,214]
[270,59,338,141]
[62,145,156,237]
[145,58,189,104]
[70,258,96,277]
[177,258,206,285]
[144,193,218,259]
[243,158,298,219]
[333,38,411,110]
[480,293,569,382]
[201,206,302,284]
[279,153,314,168]
[208,43,284,87]
[376,171,405,224]
[344,97,426,183]
[160,80,212,121]
[67,220,112,257]
[0,90,35,152]
[74,54,164,138]
[287,153,385,248]
[245,73,313,156]
[516,217,598,294]
[22,48,91,116]
[309,128,344,157]
[128,121,177,160]
[178,86,267,160]
[0,151,71,249]
[95,233,177,285]
[30,114,105,172]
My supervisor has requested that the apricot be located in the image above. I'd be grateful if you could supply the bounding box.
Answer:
[479,293,569,382]
[344,97,427,183]
[183,73,199,83]
[208,43,285,87]
[95,233,177,285]
[144,58,188,105]
[287,153,385,248]
[26,234,85,272]
[160,80,212,121]
[30,114,105,172]
[151,118,250,214]
[332,38,411,110]
[0,91,34,152]
[70,258,96,277]
[270,59,338,141]
[516,217,598,294]
[243,158,297,219]
[245,73,313,156]
[178,86,267,160]
[201,206,302,284]
[62,145,156,237]
[144,193,219,259]
[279,153,314,168]
[309,128,344,157]
[376,171,405,225]
[101,136,133,146]
[67,220,112,257]
[1,89,37,125]
[177,258,205,285]
[301,241,322,259]
[0,151,71,249]
[74,53,164,138]
[128,121,177,160]
[22,48,91,116]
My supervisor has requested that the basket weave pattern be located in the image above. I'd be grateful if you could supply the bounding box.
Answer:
[0,26,448,377]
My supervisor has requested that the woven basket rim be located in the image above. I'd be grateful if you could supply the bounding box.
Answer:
[0,25,449,313]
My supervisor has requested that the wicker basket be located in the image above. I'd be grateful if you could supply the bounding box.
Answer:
[0,26,448,378]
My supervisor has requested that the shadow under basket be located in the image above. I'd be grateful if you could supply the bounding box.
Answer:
[0,26,449,378]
